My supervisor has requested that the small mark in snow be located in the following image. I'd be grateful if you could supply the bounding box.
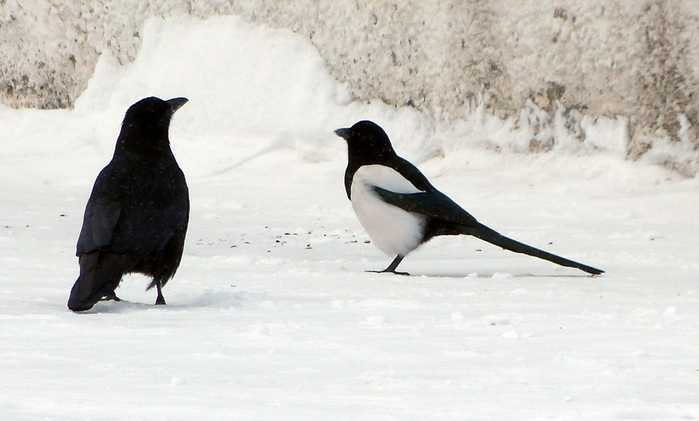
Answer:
[365,315,386,324]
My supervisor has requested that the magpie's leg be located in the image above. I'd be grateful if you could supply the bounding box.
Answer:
[383,255,405,273]
[368,255,410,276]
[155,282,166,305]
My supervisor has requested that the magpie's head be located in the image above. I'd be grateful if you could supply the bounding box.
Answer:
[116,96,188,154]
[335,120,397,164]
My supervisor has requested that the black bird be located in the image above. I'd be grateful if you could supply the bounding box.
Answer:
[68,96,190,312]
[334,120,603,276]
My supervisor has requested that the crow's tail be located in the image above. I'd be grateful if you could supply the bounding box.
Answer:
[68,252,136,311]
[460,223,604,275]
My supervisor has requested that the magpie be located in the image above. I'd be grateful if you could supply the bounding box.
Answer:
[68,96,190,311]
[334,120,604,276]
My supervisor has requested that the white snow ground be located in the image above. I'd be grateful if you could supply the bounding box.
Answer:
[1,16,698,421]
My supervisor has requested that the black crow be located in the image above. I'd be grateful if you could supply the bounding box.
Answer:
[334,120,603,276]
[68,96,190,312]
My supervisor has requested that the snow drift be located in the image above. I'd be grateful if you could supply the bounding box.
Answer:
[2,0,699,172]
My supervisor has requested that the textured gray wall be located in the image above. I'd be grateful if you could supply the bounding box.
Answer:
[2,0,698,171]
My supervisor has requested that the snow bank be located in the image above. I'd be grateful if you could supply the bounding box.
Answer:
[0,15,431,184]
[2,0,698,172]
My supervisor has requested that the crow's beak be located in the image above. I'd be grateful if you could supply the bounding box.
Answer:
[334,128,351,141]
[167,97,189,112]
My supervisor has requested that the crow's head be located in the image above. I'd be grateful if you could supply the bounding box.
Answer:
[116,96,188,155]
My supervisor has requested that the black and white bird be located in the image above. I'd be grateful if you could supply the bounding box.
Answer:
[334,120,603,276]
[68,97,190,312]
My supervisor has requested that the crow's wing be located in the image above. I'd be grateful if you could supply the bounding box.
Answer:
[77,161,189,257]
[373,186,479,226]
[110,199,185,256]
[76,165,124,256]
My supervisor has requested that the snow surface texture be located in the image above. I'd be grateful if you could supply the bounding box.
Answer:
[1,15,699,421]
[2,0,699,173]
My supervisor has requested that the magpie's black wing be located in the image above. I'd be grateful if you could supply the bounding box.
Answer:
[373,186,480,226]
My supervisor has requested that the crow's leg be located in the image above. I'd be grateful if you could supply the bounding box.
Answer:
[101,291,122,302]
[155,282,166,305]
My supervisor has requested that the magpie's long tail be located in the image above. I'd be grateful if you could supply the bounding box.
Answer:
[459,223,604,275]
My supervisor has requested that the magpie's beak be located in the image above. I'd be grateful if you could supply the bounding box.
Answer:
[167,97,189,113]
[334,128,351,141]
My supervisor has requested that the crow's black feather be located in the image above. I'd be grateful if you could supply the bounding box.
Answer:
[68,96,189,311]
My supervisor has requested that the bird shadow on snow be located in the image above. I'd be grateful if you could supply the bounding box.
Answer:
[74,300,157,314]
[204,133,293,177]
[78,290,272,314]
[360,268,596,280]
[423,271,597,279]
[75,271,595,314]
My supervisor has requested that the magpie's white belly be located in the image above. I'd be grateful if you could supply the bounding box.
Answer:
[350,165,427,257]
